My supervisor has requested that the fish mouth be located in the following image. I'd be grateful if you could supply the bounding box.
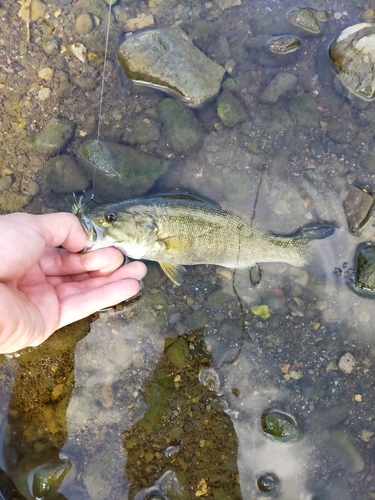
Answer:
[78,214,99,252]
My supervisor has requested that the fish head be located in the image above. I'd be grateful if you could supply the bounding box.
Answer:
[77,201,158,259]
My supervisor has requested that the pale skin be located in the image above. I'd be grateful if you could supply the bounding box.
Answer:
[0,212,147,354]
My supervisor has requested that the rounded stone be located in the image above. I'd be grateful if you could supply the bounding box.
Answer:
[76,13,93,35]
[257,472,279,494]
[42,37,60,55]
[38,67,54,81]
[329,23,375,101]
[261,408,301,442]
[338,352,356,374]
[45,155,90,193]
[32,118,75,155]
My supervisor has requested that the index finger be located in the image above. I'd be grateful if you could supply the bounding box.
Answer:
[0,212,88,280]
[3,212,88,252]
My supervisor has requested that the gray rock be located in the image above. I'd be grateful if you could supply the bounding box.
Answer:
[355,245,375,291]
[77,140,168,200]
[45,155,90,193]
[329,23,375,101]
[287,7,329,34]
[31,117,75,155]
[342,185,374,231]
[158,98,203,154]
[327,120,357,143]
[260,72,297,103]
[118,27,225,108]
[288,93,320,129]
[267,35,301,54]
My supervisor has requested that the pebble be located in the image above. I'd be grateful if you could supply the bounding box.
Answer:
[123,14,155,32]
[38,87,51,100]
[42,37,60,55]
[76,13,93,35]
[168,312,181,325]
[338,352,356,374]
[38,67,54,80]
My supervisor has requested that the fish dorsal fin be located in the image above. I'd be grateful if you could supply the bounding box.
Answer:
[159,262,186,285]
[141,192,221,206]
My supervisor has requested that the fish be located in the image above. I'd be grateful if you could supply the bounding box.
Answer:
[77,193,336,285]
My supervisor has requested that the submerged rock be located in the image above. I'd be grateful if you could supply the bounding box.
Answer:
[77,140,168,200]
[158,98,204,154]
[257,473,279,494]
[355,244,375,292]
[287,7,329,34]
[267,35,301,54]
[342,185,374,232]
[261,408,301,442]
[118,27,225,108]
[329,23,375,101]
[217,91,247,127]
[46,154,90,194]
[260,72,297,103]
[31,117,75,155]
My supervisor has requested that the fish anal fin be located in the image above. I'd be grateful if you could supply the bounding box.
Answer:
[159,262,186,285]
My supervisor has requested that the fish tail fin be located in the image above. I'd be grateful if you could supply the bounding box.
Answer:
[302,225,348,280]
[292,222,337,241]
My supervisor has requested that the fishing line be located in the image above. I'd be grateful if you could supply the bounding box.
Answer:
[91,0,113,200]
[228,163,268,364]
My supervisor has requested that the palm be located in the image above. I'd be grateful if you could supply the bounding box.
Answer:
[0,212,146,353]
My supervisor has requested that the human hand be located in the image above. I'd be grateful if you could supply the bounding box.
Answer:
[0,212,147,353]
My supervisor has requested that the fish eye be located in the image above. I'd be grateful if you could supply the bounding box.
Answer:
[105,212,117,223]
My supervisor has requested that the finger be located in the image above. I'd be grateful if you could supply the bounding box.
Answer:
[40,247,126,276]
[3,212,87,253]
[57,279,142,329]
[54,261,147,299]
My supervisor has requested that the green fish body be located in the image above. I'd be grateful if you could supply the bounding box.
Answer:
[77,194,334,285]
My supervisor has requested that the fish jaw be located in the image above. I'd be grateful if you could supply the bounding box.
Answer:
[78,213,113,252]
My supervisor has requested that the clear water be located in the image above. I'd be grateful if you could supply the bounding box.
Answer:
[1,0,375,498]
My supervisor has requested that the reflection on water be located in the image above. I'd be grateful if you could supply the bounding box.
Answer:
[2,0,375,498]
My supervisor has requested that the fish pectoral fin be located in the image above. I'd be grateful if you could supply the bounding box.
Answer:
[159,262,186,286]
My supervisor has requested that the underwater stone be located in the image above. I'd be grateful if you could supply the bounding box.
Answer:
[217,91,247,127]
[46,154,90,193]
[329,23,375,101]
[355,245,375,291]
[343,185,374,231]
[288,93,320,129]
[251,304,271,320]
[260,72,297,103]
[287,7,329,34]
[77,140,168,201]
[31,117,75,155]
[267,35,301,54]
[118,27,225,108]
[198,367,221,394]
[261,408,301,442]
[257,472,279,494]
[158,98,204,154]
[166,338,190,369]
[32,460,72,498]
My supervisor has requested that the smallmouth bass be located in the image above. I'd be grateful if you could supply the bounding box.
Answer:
[77,193,335,285]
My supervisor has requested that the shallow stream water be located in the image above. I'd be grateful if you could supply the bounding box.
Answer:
[1,0,375,498]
